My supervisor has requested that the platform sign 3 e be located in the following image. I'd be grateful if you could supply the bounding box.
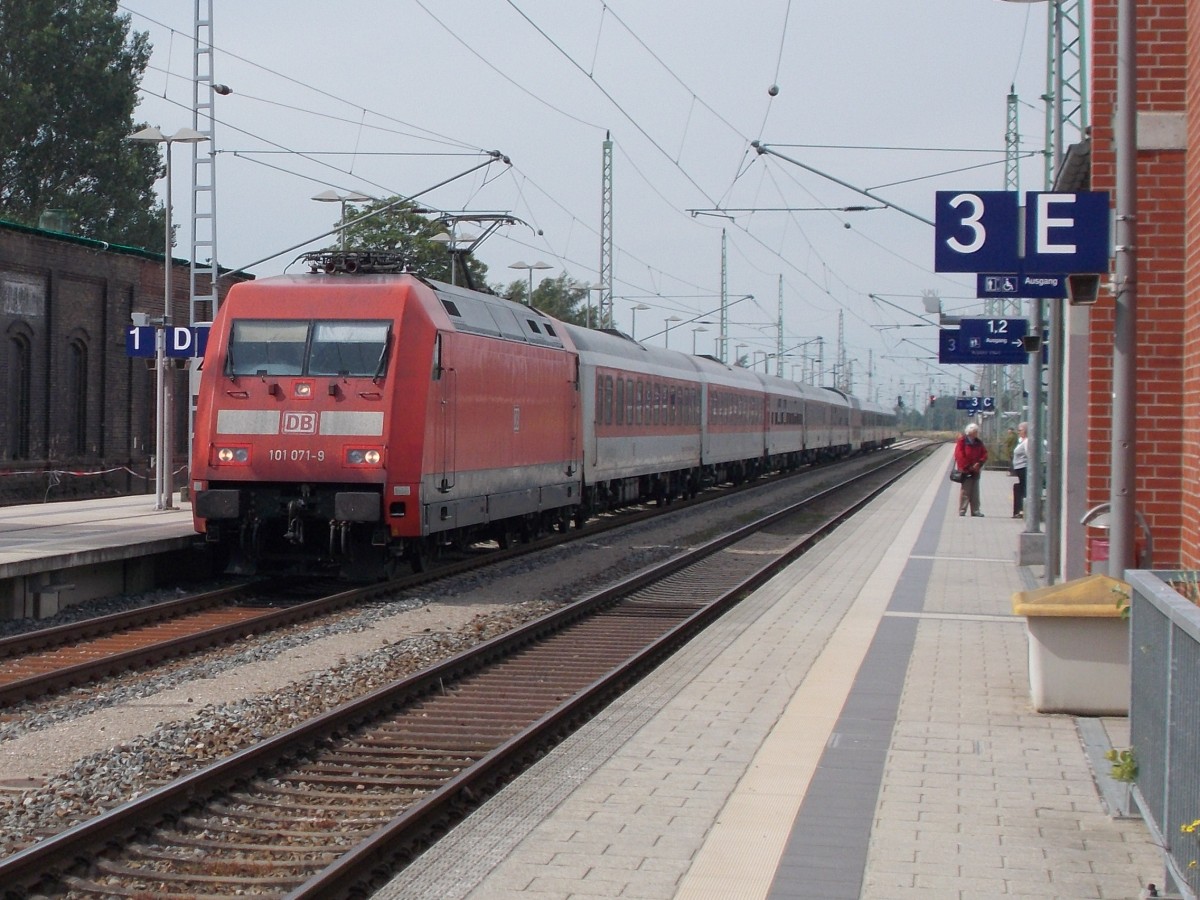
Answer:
[934,191,1019,273]
[935,190,1110,274]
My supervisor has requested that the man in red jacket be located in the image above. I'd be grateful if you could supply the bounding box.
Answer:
[953,422,988,517]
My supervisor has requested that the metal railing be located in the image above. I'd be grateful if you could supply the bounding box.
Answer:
[1128,569,1200,899]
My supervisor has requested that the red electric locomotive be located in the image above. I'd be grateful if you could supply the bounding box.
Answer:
[191,253,581,578]
[192,252,898,579]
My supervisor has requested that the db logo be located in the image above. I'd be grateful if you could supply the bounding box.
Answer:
[282,412,317,434]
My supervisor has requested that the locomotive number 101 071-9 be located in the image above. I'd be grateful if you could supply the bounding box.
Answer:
[268,449,326,462]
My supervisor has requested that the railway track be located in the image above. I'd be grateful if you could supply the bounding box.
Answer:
[0,579,370,709]
[0,444,930,899]
[0,443,923,711]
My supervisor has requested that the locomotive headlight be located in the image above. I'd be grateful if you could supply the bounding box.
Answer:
[295,382,313,397]
[215,446,251,465]
[346,448,383,466]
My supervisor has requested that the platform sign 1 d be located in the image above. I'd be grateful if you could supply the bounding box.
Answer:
[125,325,157,358]
[166,325,210,358]
[125,325,210,359]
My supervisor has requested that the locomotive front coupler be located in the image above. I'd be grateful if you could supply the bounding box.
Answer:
[284,499,308,545]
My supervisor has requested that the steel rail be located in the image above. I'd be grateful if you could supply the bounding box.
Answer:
[0,444,919,709]
[0,446,929,897]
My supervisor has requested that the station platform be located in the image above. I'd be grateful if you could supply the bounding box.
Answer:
[0,493,196,620]
[380,445,1166,900]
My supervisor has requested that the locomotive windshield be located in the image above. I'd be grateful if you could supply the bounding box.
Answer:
[226,319,390,378]
[309,322,390,376]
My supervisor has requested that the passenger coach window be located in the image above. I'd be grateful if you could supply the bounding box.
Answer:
[228,321,308,375]
[309,321,390,377]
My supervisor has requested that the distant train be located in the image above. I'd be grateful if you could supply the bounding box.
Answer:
[190,253,897,578]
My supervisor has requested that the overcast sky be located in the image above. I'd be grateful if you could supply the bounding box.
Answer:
[122,0,1066,403]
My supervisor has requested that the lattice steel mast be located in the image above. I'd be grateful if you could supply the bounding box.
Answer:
[189,0,221,325]
[598,133,614,329]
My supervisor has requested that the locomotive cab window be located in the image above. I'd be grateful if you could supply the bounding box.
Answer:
[227,321,307,376]
[309,321,390,377]
[226,319,390,378]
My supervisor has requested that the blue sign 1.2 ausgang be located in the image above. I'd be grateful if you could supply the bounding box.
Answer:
[938,319,1028,366]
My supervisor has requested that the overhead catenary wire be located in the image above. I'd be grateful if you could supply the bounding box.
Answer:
[118,0,981,390]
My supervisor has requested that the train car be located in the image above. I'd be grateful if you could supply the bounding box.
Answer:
[191,256,580,577]
[564,324,705,513]
[756,372,853,469]
[690,354,775,484]
[850,395,898,451]
[815,386,854,458]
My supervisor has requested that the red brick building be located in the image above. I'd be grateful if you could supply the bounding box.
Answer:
[0,220,241,504]
[1080,0,1194,572]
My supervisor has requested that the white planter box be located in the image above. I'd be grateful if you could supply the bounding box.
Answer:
[1012,574,1129,715]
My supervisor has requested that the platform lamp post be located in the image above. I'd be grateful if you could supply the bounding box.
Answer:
[312,190,373,252]
[630,303,650,340]
[663,316,682,349]
[576,283,604,329]
[128,126,208,511]
[431,229,479,286]
[691,325,708,355]
[508,260,553,305]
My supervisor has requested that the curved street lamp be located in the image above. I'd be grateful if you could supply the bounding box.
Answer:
[312,189,373,251]
[508,260,554,305]
[630,303,650,340]
[431,230,479,286]
[663,315,682,349]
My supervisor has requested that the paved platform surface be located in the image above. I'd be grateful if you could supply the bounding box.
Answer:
[377,445,1166,899]
[0,492,194,576]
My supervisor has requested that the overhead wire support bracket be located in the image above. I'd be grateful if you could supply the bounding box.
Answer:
[750,141,935,227]
[688,206,884,216]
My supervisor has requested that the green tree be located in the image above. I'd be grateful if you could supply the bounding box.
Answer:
[500,272,591,327]
[331,197,490,288]
[0,0,164,249]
